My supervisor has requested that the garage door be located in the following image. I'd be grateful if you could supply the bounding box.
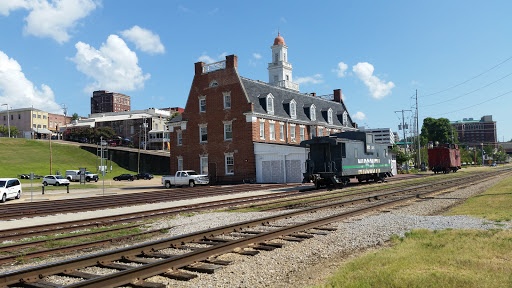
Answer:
[262,160,284,183]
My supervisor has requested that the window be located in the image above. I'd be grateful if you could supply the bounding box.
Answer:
[199,125,207,143]
[33,124,36,128]
[290,124,296,142]
[177,131,182,146]
[354,148,358,158]
[327,108,333,124]
[269,122,275,140]
[155,124,158,130]
[43,115,47,119]
[17,114,20,119]
[209,80,219,88]
[284,53,286,61]
[224,122,232,141]
[10,115,13,120]
[223,92,231,109]
[37,124,41,128]
[311,126,316,138]
[286,75,289,81]
[177,157,183,171]
[290,100,297,119]
[300,126,305,141]
[50,120,53,128]
[260,121,265,139]
[280,123,284,141]
[130,125,134,134]
[275,53,278,62]
[199,96,206,113]
[225,153,234,175]
[267,94,274,114]
[33,114,36,118]
[343,111,348,126]
[3,116,5,121]
[274,75,278,82]
[318,126,323,136]
[200,156,208,175]
[310,105,316,121]
[43,125,46,129]
[37,114,41,118]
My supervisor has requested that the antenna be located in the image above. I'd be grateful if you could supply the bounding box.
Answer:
[61,104,68,117]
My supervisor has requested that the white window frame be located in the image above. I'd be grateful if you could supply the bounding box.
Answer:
[279,122,284,141]
[318,126,324,137]
[343,111,348,126]
[225,153,234,175]
[199,96,206,113]
[177,156,183,171]
[223,91,231,109]
[327,108,333,124]
[269,121,276,140]
[223,121,232,141]
[300,126,305,141]
[177,130,182,146]
[290,124,296,142]
[199,124,207,143]
[260,120,265,140]
[266,94,274,115]
[209,80,218,88]
[310,104,316,121]
[290,100,297,119]
[200,155,208,175]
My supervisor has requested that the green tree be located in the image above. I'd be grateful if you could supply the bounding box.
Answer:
[0,125,20,137]
[71,113,79,121]
[420,117,458,146]
[93,126,116,142]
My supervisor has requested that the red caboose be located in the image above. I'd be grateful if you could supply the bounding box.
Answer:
[428,144,461,174]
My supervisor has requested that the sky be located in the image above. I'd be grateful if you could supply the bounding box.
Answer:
[1,0,511,142]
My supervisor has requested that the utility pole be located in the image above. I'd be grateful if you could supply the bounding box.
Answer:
[395,109,412,173]
[415,90,420,168]
[49,136,52,174]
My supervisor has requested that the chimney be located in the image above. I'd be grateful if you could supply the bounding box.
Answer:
[311,93,316,97]
[226,54,238,68]
[333,89,342,103]
[195,61,205,75]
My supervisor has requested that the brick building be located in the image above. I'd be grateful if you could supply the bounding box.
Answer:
[450,115,497,147]
[48,113,72,138]
[168,34,357,184]
[91,90,131,114]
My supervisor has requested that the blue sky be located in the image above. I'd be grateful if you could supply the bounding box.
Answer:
[1,1,511,142]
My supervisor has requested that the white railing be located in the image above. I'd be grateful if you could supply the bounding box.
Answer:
[202,60,226,73]
[317,94,334,100]
[273,80,299,91]
[267,62,292,69]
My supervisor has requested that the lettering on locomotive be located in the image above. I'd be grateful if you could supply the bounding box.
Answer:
[358,168,381,174]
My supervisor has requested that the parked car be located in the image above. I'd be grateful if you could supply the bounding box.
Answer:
[0,178,22,203]
[42,175,70,186]
[113,174,135,181]
[491,163,497,167]
[135,173,154,180]
[161,170,209,188]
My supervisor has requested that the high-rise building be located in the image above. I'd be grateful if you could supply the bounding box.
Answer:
[450,115,497,147]
[91,90,131,114]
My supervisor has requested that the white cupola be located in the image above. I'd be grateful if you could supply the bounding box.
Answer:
[268,33,299,91]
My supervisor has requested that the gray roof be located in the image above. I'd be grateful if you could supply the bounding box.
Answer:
[241,77,354,127]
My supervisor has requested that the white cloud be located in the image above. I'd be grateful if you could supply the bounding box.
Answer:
[121,25,165,55]
[295,74,323,85]
[70,34,150,92]
[352,111,366,121]
[253,53,262,59]
[352,62,395,99]
[0,0,28,16]
[197,52,227,64]
[0,50,61,113]
[332,61,348,78]
[23,0,97,44]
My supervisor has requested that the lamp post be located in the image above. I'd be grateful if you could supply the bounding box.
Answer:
[1,104,10,138]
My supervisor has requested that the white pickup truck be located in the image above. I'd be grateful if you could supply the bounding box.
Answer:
[162,170,209,188]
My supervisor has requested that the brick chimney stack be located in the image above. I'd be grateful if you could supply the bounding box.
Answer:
[226,54,238,68]
[333,89,342,103]
[195,62,205,75]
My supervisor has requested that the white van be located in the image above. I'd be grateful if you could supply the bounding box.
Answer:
[0,178,22,203]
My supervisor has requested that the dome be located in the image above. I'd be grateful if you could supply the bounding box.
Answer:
[273,32,285,46]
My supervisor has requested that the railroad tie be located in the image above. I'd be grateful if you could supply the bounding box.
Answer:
[162,270,198,281]
[99,262,134,270]
[60,270,99,279]
[130,280,167,288]
[19,280,60,288]
[203,259,232,266]
[183,263,223,274]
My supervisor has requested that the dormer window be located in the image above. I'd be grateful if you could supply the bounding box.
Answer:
[290,100,297,119]
[267,94,274,115]
[343,111,348,126]
[327,108,333,124]
[310,104,316,121]
[209,80,219,88]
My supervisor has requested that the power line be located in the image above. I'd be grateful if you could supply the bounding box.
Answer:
[422,71,512,107]
[421,55,512,98]
[432,89,512,116]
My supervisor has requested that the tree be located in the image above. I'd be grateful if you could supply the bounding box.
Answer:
[93,126,116,142]
[420,117,458,146]
[71,113,79,121]
[0,125,20,137]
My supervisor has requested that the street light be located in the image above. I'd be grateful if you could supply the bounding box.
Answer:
[1,104,10,138]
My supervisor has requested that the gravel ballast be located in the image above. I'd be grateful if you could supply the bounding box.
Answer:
[1,175,510,288]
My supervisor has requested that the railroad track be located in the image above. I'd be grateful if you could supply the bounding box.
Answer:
[1,169,508,287]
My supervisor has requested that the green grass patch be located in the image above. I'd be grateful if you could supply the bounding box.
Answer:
[445,175,512,222]
[0,138,133,179]
[318,229,512,288]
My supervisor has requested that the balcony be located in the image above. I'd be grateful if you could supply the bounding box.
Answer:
[202,60,226,73]
[271,80,299,91]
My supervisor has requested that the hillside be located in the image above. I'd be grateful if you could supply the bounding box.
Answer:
[0,138,133,179]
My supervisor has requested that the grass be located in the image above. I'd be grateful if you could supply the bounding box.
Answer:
[318,229,512,288]
[445,175,512,222]
[315,175,512,288]
[0,138,134,180]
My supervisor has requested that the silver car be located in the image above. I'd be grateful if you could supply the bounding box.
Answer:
[42,175,70,186]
